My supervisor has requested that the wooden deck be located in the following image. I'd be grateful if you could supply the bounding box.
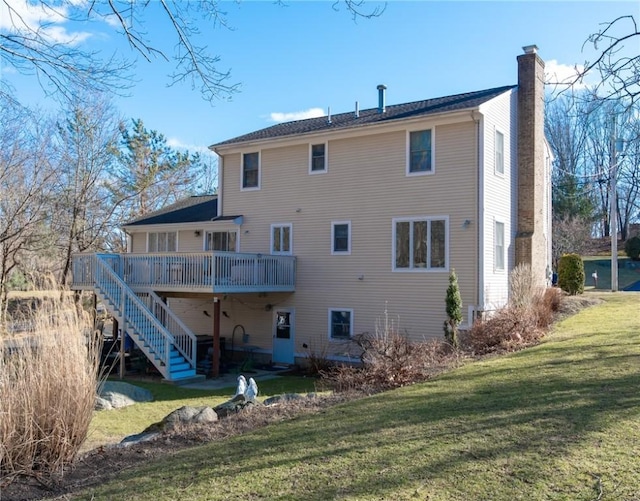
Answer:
[72,252,296,293]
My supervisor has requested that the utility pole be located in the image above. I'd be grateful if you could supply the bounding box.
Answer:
[610,116,621,292]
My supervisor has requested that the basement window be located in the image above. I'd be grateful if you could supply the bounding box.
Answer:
[329,309,353,340]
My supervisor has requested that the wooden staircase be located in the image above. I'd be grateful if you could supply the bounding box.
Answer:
[93,255,200,382]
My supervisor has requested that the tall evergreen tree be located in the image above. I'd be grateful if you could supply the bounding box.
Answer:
[111,119,204,226]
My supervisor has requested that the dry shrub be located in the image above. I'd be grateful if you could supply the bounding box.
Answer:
[321,309,460,393]
[0,294,101,486]
[466,307,545,355]
[468,266,564,355]
[302,342,333,376]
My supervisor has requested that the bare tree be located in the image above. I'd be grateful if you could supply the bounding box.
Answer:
[580,15,639,106]
[1,0,384,103]
[545,96,595,221]
[552,216,593,267]
[0,95,57,313]
[51,93,122,287]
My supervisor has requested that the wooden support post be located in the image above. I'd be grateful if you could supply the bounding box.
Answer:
[113,318,124,380]
[212,297,221,377]
[92,294,97,331]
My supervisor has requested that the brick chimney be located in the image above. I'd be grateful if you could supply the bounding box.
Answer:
[515,45,547,286]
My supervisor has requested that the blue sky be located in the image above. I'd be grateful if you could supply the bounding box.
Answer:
[2,1,638,160]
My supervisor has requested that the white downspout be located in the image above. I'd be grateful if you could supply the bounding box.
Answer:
[474,110,485,319]
[217,154,224,217]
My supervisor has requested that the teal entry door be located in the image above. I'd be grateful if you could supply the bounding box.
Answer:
[273,309,295,364]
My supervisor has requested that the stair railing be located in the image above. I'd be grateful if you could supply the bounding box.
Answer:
[94,255,173,378]
[144,290,197,368]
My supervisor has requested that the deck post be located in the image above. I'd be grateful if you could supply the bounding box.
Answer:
[113,318,124,379]
[92,293,97,331]
[212,297,221,377]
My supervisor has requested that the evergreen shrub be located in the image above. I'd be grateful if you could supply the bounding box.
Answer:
[624,236,640,260]
[558,253,585,295]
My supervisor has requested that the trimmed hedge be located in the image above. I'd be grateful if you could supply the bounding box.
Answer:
[558,253,585,295]
[624,236,640,260]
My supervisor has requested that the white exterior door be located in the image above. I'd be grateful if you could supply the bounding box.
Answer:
[272,309,295,364]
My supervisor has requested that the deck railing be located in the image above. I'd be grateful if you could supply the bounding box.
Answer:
[72,252,296,292]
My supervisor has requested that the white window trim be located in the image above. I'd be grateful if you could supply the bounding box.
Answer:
[146,231,178,253]
[328,308,354,341]
[495,128,505,176]
[494,219,505,272]
[331,220,351,255]
[391,215,449,272]
[406,128,436,177]
[309,142,328,175]
[241,151,261,191]
[270,223,293,255]
[203,230,239,252]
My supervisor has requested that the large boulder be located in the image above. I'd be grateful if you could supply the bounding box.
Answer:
[141,405,219,434]
[214,393,260,418]
[96,381,154,411]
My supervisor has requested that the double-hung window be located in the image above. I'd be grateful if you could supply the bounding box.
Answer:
[148,231,177,252]
[331,221,351,255]
[495,130,505,175]
[271,223,292,255]
[328,309,353,340]
[205,231,237,252]
[495,221,505,270]
[393,217,447,271]
[407,129,433,175]
[310,143,327,174]
[242,152,260,190]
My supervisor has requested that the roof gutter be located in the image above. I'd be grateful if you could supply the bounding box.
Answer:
[211,108,482,155]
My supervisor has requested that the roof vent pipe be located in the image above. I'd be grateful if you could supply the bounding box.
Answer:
[327,106,332,124]
[355,101,359,118]
[377,84,387,113]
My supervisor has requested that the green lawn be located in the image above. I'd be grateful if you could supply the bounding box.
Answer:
[79,293,640,500]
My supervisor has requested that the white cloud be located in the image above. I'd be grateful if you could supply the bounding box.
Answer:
[167,138,215,156]
[0,0,92,45]
[269,107,325,123]
[544,59,589,90]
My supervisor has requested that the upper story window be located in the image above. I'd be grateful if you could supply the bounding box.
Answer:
[329,308,353,340]
[393,216,447,271]
[495,130,505,175]
[407,129,434,175]
[310,143,327,174]
[242,152,260,190]
[495,221,505,270]
[331,221,351,255]
[271,223,292,255]
[148,231,177,252]
[205,231,237,252]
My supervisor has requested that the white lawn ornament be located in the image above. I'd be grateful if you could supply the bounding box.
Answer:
[246,377,259,400]
[234,375,247,397]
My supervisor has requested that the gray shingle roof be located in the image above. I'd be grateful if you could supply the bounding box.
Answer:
[211,85,516,149]
[124,195,218,226]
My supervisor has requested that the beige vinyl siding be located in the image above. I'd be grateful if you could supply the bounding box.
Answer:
[177,230,204,252]
[130,232,147,253]
[127,225,240,253]
[218,119,478,351]
[478,90,517,310]
[166,294,288,353]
